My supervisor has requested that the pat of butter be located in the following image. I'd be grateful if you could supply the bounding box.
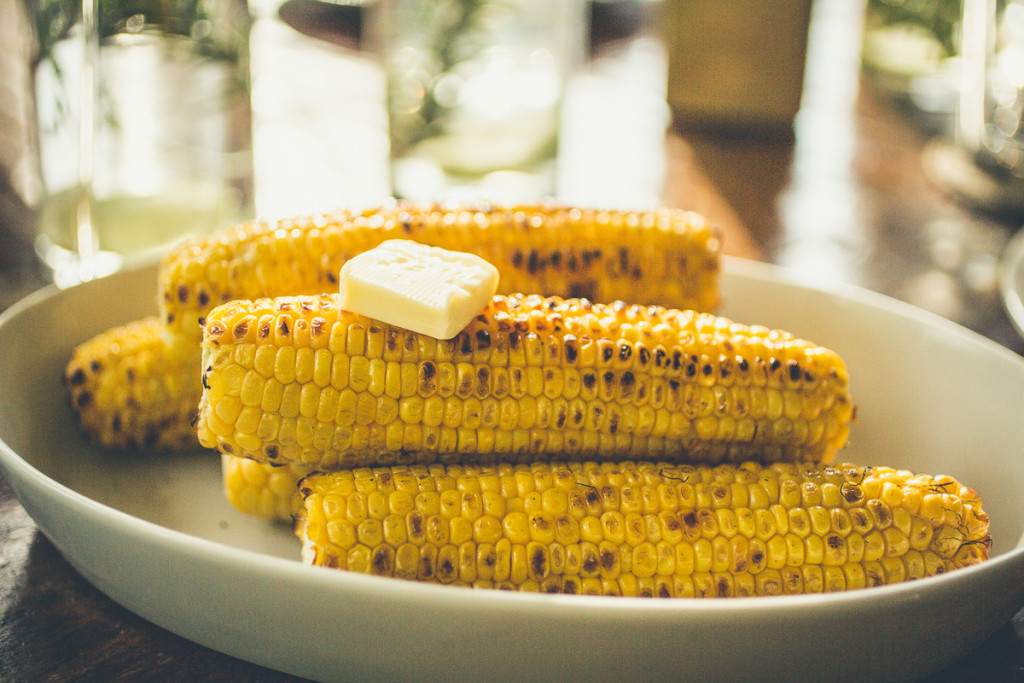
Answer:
[338,239,499,339]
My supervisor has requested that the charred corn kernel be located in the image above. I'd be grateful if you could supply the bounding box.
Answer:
[199,294,854,468]
[296,460,990,596]
[64,317,200,450]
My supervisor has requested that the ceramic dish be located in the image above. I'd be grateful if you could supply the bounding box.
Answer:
[1,257,1023,683]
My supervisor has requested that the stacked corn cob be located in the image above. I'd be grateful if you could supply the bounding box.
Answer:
[63,202,992,596]
[296,461,989,596]
[66,203,722,452]
[194,241,990,595]
[197,293,854,469]
[65,318,198,449]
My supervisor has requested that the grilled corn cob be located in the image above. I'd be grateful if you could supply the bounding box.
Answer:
[69,203,721,450]
[222,454,311,521]
[197,293,854,469]
[295,460,990,595]
[160,202,722,342]
[64,317,199,450]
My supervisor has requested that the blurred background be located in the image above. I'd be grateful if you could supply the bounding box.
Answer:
[5,0,1024,356]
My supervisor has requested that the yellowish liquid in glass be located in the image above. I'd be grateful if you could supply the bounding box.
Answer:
[37,184,241,284]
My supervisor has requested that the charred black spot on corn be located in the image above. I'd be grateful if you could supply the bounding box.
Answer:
[842,482,863,502]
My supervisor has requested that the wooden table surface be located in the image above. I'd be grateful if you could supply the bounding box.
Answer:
[3,1,1024,680]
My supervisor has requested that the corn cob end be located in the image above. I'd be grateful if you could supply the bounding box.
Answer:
[66,317,202,450]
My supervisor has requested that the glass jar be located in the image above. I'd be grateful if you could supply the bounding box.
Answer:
[373,0,586,203]
[32,0,254,286]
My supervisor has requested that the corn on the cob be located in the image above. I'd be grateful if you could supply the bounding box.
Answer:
[295,460,990,595]
[160,202,722,342]
[222,454,311,521]
[64,317,199,450]
[197,293,854,469]
[70,203,721,451]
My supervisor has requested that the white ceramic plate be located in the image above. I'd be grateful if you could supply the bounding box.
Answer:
[2,256,1024,683]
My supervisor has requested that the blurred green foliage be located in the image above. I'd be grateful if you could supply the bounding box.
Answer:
[867,0,963,57]
[29,0,243,66]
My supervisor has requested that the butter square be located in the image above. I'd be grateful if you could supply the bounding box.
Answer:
[338,239,499,339]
